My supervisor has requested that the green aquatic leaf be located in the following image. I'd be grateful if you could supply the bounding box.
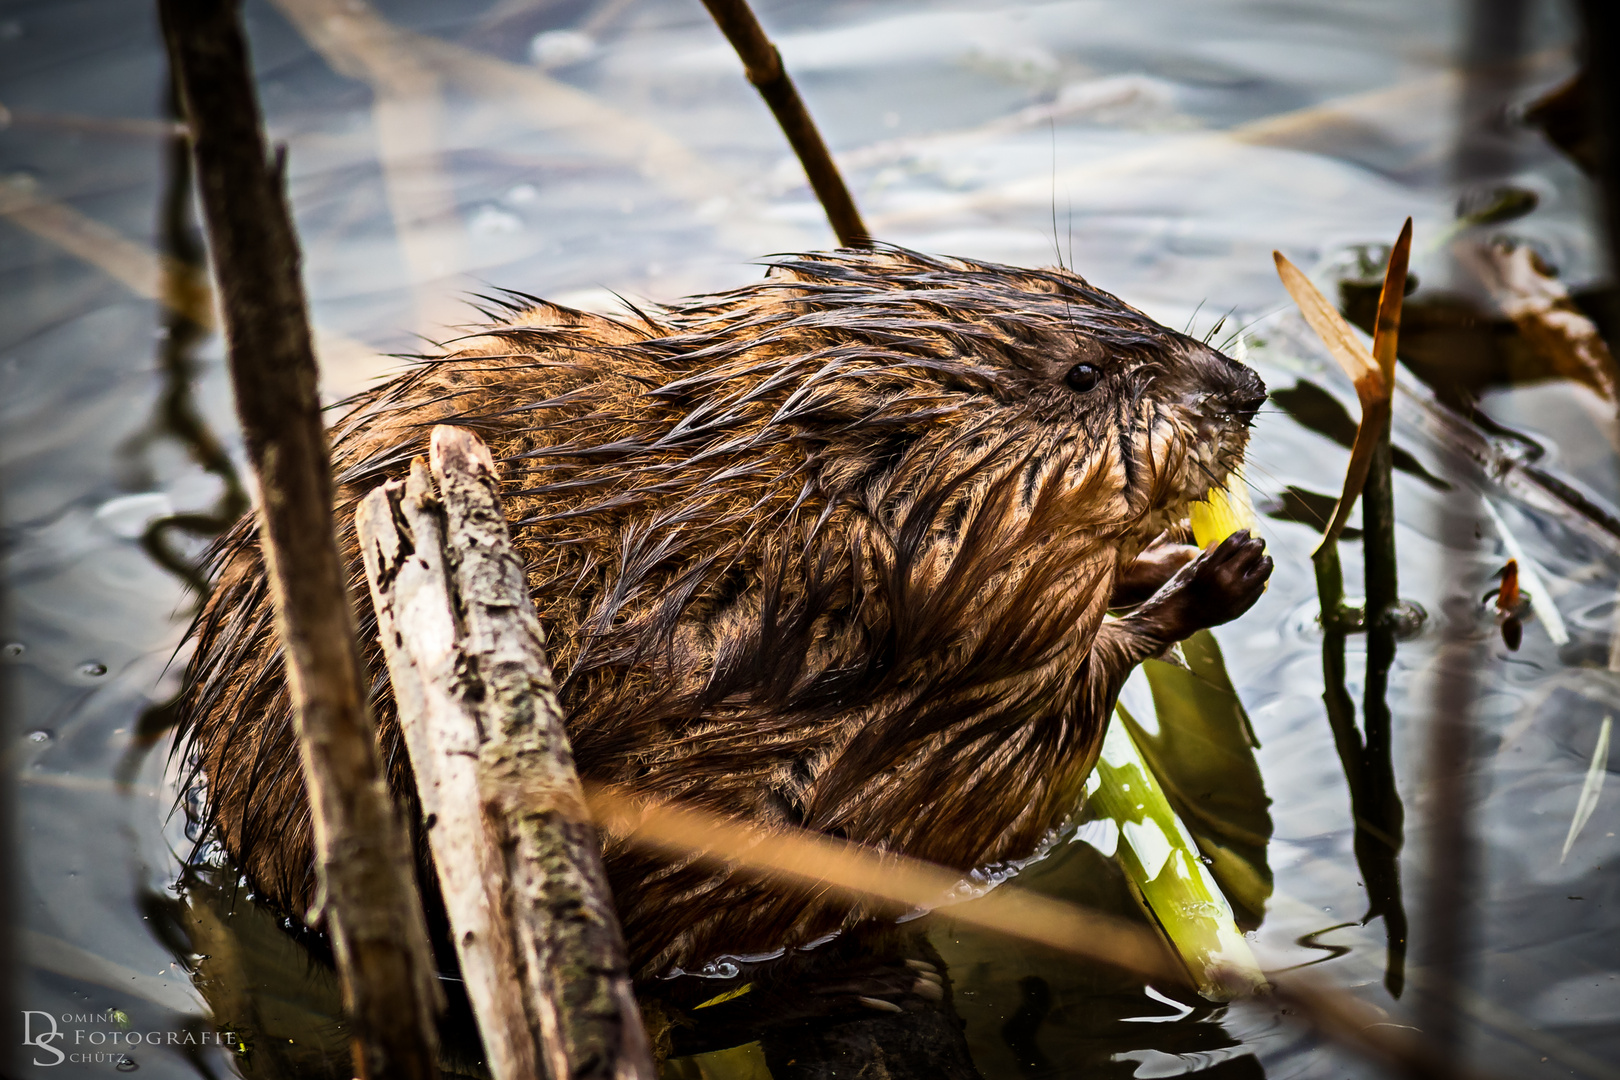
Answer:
[1561,715,1611,863]
[1086,706,1268,1001]
[1116,630,1274,929]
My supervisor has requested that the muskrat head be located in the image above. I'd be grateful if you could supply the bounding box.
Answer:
[533,246,1270,750]
[655,248,1266,567]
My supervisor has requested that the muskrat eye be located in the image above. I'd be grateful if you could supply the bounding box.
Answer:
[1064,362,1101,393]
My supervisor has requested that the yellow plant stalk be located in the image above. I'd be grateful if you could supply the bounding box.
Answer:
[1086,710,1269,1001]
[1189,469,1257,548]
[663,1041,772,1080]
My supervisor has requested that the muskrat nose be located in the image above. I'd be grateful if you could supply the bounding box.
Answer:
[1193,346,1267,420]
[1223,367,1268,419]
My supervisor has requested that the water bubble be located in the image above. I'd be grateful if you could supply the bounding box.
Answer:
[2,642,23,659]
[94,492,173,539]
[469,204,522,236]
[79,661,108,678]
[528,29,595,68]
[115,1057,139,1072]
[27,730,50,744]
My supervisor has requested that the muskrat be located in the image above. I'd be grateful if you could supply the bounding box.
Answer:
[176,246,1271,980]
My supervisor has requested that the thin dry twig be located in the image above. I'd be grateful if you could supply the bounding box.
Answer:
[699,0,871,247]
[0,172,385,395]
[271,0,467,335]
[159,2,442,1077]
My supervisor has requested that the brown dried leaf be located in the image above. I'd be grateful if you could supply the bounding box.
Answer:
[1371,217,1413,387]
[1275,235,1407,554]
[1274,250,1384,408]
[1314,397,1392,553]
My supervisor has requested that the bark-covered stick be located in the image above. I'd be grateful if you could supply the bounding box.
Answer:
[157,2,442,1077]
[357,461,539,1080]
[428,426,654,1080]
[699,0,871,248]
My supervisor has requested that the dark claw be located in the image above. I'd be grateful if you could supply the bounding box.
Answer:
[1141,529,1272,636]
[858,995,904,1013]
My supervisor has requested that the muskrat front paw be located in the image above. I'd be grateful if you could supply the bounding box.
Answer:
[1147,529,1272,634]
[1111,540,1201,608]
[807,959,944,1015]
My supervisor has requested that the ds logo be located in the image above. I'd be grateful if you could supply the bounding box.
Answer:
[21,1011,65,1067]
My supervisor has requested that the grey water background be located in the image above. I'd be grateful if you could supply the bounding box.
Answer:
[2,0,1617,1076]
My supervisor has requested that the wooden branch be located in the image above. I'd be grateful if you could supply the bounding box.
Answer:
[357,462,537,1080]
[699,0,871,248]
[357,427,653,1080]
[157,3,442,1078]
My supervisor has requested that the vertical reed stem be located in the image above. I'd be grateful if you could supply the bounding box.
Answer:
[158,2,442,1076]
[699,0,871,248]
[1363,436,1399,626]
[1313,543,1346,629]
[1317,536,1408,997]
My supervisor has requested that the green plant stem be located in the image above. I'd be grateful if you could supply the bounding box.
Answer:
[1089,713,1267,1000]
[1313,542,1347,630]
[1360,610,1408,999]
[1317,516,1408,998]
[1363,433,1398,626]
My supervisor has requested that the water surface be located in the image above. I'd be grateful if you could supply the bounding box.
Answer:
[3,0,1616,1076]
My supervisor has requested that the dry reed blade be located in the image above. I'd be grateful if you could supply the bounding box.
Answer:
[1273,249,1394,554]
[586,784,1187,985]
[271,0,467,335]
[585,786,1492,1080]
[0,173,385,396]
[1273,252,1383,404]
[1561,715,1611,863]
[0,174,214,330]
[1371,217,1413,387]
[1314,397,1392,555]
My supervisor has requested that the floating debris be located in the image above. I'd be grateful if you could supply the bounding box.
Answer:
[1482,498,1570,646]
[1560,716,1611,863]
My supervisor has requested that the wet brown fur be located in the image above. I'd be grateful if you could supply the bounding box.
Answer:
[175,247,1266,977]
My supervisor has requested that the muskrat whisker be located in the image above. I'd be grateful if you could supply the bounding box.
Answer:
[1201,307,1238,346]
[1183,299,1207,336]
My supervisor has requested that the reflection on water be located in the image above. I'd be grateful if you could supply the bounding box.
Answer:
[4,0,1619,1076]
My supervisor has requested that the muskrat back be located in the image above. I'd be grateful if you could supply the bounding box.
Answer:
[177,246,1270,977]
